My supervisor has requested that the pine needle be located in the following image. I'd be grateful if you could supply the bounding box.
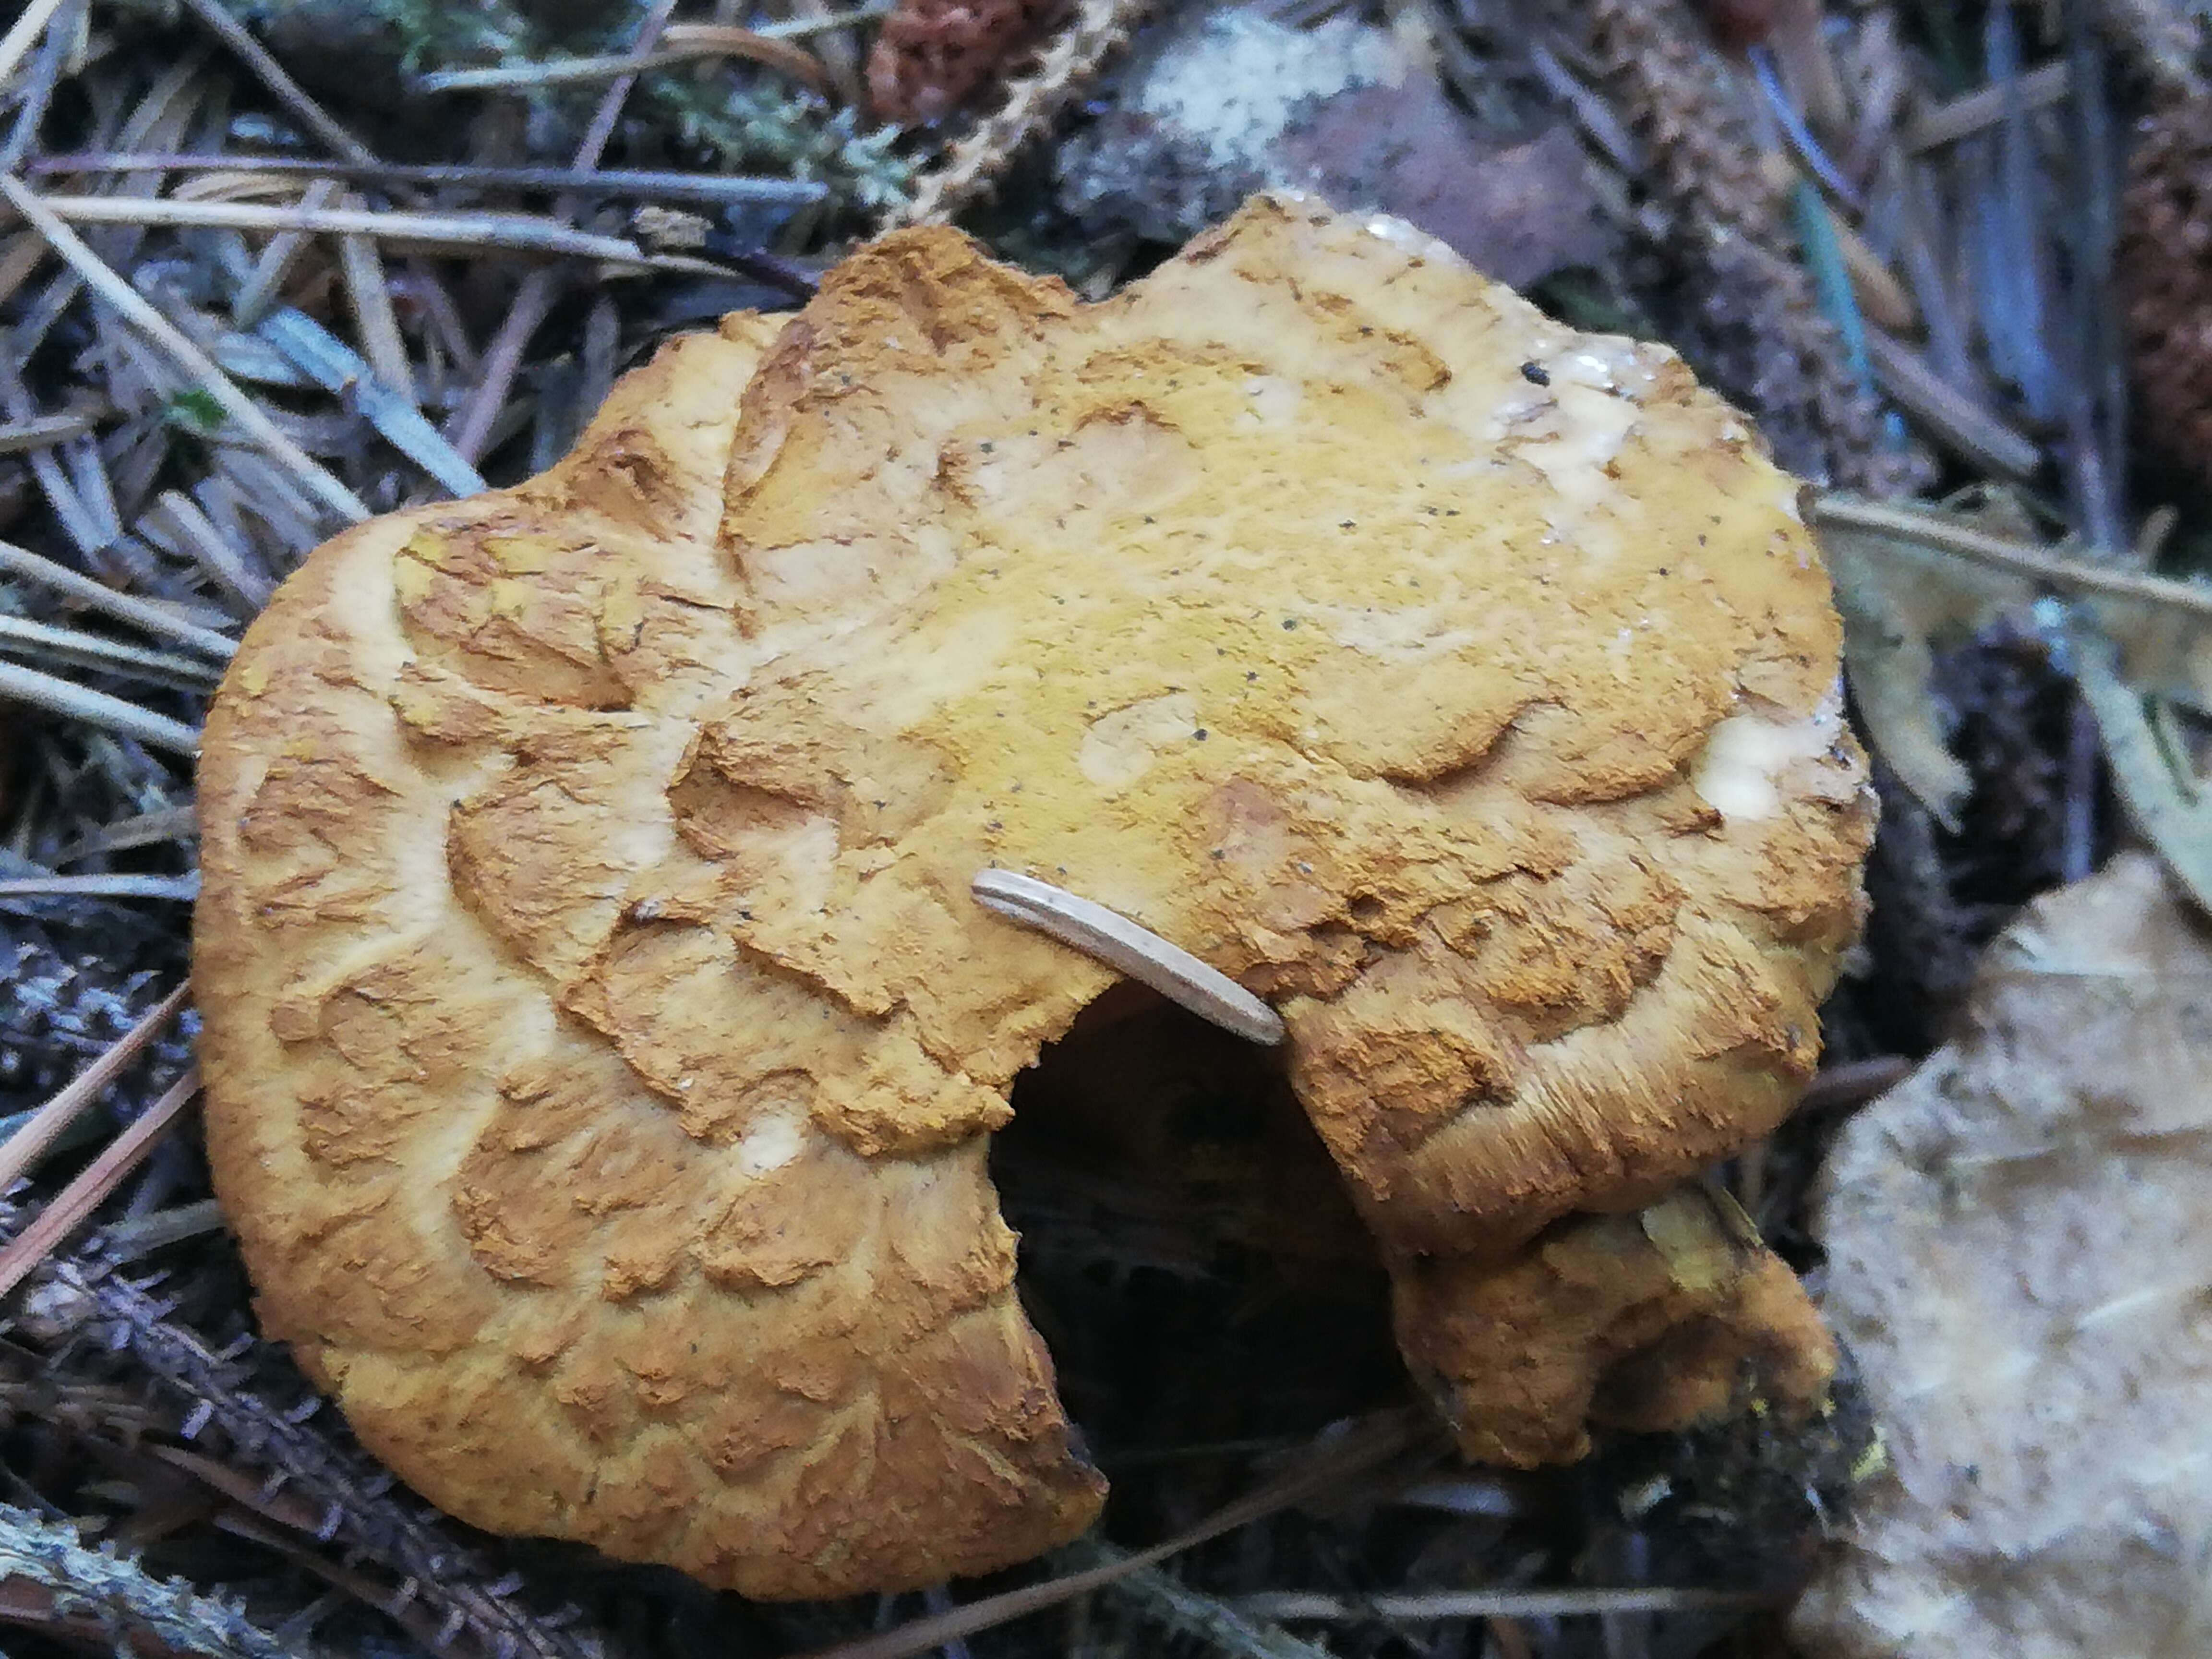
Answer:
[0,539,237,660]
[0,981,188,1193]
[0,1065,200,1300]
[0,173,370,526]
[0,657,204,755]
[805,1413,1442,1659]
[0,0,72,91]
[1230,1586,1773,1621]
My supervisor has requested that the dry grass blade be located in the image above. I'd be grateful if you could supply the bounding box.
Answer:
[138,492,272,613]
[448,275,560,463]
[335,194,418,416]
[973,869,1286,1043]
[2077,640,2212,914]
[0,981,188,1192]
[249,307,486,497]
[0,1066,200,1302]
[96,1197,223,1260]
[0,657,203,754]
[1064,1539,1334,1659]
[802,1413,1441,1659]
[0,174,370,526]
[229,174,339,327]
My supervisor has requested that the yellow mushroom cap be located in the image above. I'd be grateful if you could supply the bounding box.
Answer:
[194,194,1872,1598]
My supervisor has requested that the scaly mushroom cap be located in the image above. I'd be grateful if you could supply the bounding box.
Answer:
[195,194,1872,1599]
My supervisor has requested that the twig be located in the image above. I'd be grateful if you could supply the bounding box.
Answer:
[32,152,829,207]
[25,193,668,267]
[0,658,203,754]
[1797,1054,1913,1114]
[0,174,369,526]
[0,1067,199,1302]
[717,246,821,299]
[31,1254,611,1659]
[1811,496,2212,622]
[415,10,889,90]
[0,982,188,1194]
[0,538,237,659]
[198,1503,461,1658]
[0,1502,290,1659]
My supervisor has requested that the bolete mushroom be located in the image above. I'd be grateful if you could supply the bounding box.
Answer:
[194,193,1873,1599]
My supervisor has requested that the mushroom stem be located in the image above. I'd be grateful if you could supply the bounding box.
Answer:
[971,869,1286,1046]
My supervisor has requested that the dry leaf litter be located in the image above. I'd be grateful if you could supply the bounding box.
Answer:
[1795,851,2212,1658]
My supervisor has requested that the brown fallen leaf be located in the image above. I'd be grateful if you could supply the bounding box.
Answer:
[1794,851,2212,1658]
[1279,88,1613,289]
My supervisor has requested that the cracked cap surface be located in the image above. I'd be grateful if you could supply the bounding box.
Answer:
[195,194,1871,1598]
